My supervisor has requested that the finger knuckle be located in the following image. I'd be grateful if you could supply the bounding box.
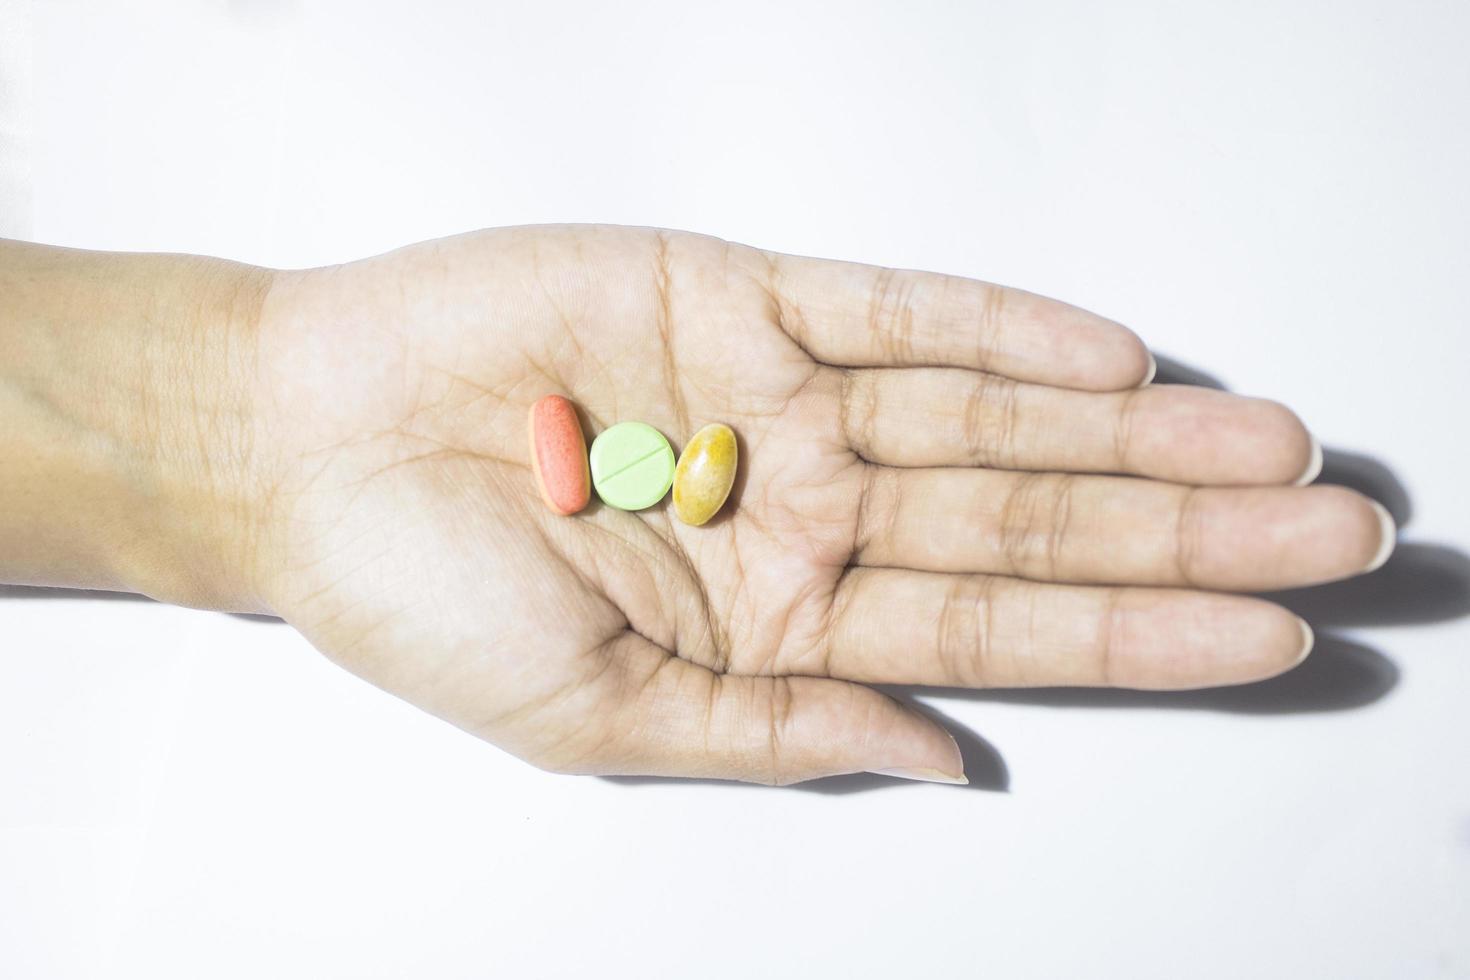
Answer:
[1094,587,1128,685]
[937,575,995,685]
[998,473,1074,578]
[961,373,1022,467]
[761,677,799,785]
[854,464,902,560]
[1113,388,1144,471]
[1173,487,1205,587]
[839,369,882,458]
[978,284,1012,363]
[868,268,922,362]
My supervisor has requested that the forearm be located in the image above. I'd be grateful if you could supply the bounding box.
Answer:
[0,240,274,610]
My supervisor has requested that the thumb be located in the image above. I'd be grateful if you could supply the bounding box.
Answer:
[560,632,967,785]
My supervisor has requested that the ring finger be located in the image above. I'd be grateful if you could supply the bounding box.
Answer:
[854,467,1395,591]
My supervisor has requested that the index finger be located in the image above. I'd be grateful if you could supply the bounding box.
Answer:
[765,252,1153,391]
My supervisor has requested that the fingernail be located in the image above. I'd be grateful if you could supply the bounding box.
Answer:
[1293,435,1323,486]
[871,767,970,785]
[1293,617,1315,666]
[1139,352,1158,387]
[1365,499,1397,572]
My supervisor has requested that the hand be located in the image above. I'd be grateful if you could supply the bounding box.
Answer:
[243,225,1393,784]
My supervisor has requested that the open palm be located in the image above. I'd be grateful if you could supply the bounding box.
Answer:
[249,225,1392,784]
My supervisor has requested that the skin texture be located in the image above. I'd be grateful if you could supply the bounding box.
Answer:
[0,226,1396,785]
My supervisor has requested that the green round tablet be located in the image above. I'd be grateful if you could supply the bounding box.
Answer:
[589,421,676,511]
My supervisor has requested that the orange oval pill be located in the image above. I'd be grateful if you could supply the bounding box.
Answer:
[528,394,590,515]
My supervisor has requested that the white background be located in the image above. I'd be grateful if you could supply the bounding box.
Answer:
[3,1,1468,977]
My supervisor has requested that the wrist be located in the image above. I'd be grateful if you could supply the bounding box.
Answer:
[0,242,278,611]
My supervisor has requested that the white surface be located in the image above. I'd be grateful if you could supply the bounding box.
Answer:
[0,0,31,237]
[4,2,1469,977]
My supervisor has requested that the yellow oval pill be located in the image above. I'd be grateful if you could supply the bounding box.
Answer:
[672,423,738,526]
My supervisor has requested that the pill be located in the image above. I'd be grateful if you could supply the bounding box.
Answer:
[527,394,590,515]
[672,423,738,526]
[589,421,675,511]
